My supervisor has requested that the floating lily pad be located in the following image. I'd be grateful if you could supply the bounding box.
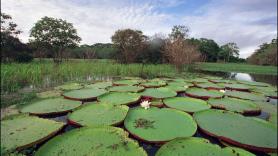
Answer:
[190,78,209,83]
[140,81,166,88]
[140,87,177,99]
[238,80,270,87]
[68,104,128,126]
[219,83,250,91]
[251,86,277,98]
[185,88,224,100]
[222,147,256,156]
[207,97,260,114]
[54,83,83,91]
[167,81,192,87]
[164,97,211,113]
[98,92,140,105]
[204,76,223,80]
[225,90,266,101]
[150,99,164,108]
[113,79,139,86]
[36,90,62,98]
[268,114,277,126]
[109,85,144,93]
[62,88,107,101]
[155,137,252,156]
[164,85,187,92]
[253,101,277,115]
[20,98,82,115]
[209,79,235,84]
[35,126,147,156]
[1,114,64,155]
[193,109,277,152]
[124,107,197,143]
[85,81,112,89]
[195,82,224,90]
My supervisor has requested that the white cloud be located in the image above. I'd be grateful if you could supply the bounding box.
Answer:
[2,0,172,44]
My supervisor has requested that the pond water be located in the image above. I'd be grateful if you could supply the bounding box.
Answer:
[202,71,277,86]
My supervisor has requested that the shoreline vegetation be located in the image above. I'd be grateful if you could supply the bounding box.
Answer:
[1,59,277,93]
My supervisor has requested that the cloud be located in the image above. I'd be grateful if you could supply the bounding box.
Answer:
[2,0,172,43]
[183,0,277,58]
[2,0,277,58]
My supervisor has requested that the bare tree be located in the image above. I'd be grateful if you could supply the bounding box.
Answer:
[164,38,200,72]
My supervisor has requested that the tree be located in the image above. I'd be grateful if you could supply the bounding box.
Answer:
[163,26,200,72]
[1,13,33,62]
[198,38,220,62]
[247,39,277,65]
[169,25,189,40]
[30,16,81,63]
[219,42,239,62]
[111,29,147,63]
[136,33,166,64]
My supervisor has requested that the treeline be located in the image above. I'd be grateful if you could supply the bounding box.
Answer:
[247,39,277,66]
[1,13,244,66]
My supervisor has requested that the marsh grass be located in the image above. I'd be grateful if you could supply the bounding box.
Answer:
[1,59,179,93]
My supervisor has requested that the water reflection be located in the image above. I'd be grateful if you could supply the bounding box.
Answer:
[202,71,277,86]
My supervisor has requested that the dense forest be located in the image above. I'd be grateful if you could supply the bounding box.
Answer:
[2,13,274,66]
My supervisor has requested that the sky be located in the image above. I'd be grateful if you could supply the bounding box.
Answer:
[2,0,277,58]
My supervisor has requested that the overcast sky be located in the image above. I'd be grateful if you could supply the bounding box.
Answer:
[2,0,277,58]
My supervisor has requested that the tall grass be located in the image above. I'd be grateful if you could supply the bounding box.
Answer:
[1,60,178,92]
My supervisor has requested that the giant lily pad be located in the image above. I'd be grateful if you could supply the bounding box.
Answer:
[109,85,144,93]
[251,86,277,99]
[190,78,209,83]
[209,79,235,84]
[124,107,197,143]
[150,99,164,108]
[140,80,166,88]
[238,80,270,87]
[185,88,224,100]
[155,137,253,156]
[163,97,211,113]
[140,87,177,99]
[1,114,64,155]
[167,81,193,87]
[253,101,277,115]
[219,83,250,91]
[20,98,82,115]
[268,114,277,126]
[35,126,147,156]
[113,79,139,86]
[62,88,107,101]
[68,104,128,126]
[193,109,277,152]
[225,90,266,101]
[207,97,260,114]
[85,81,112,89]
[36,90,62,98]
[223,147,256,156]
[98,92,140,105]
[164,85,187,93]
[195,82,224,90]
[54,83,83,91]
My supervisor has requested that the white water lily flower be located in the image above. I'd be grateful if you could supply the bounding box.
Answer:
[140,101,151,110]
[184,86,188,89]
[219,89,226,93]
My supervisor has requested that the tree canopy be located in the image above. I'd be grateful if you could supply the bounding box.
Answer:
[29,16,81,62]
[111,29,147,63]
[247,39,277,66]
